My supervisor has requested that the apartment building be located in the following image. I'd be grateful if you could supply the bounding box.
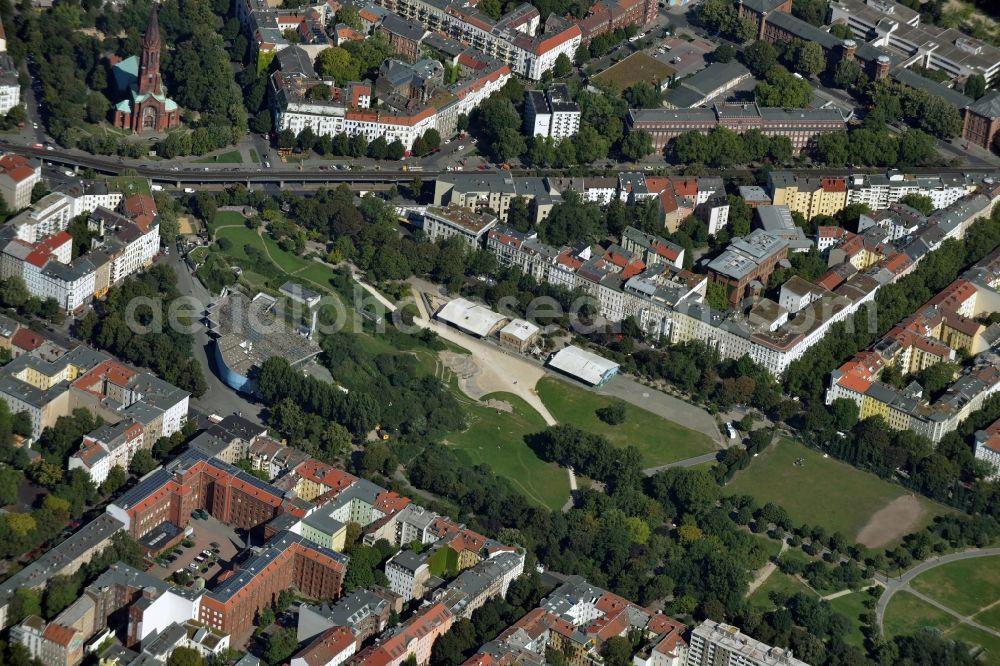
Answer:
[385,549,432,601]
[627,103,849,153]
[422,205,498,247]
[845,172,978,211]
[433,550,525,619]
[707,230,789,307]
[298,588,396,644]
[433,173,563,224]
[10,616,83,666]
[0,153,40,211]
[768,172,848,221]
[291,625,358,666]
[687,619,809,666]
[294,477,410,552]
[371,0,582,80]
[0,194,158,312]
[524,84,581,139]
[578,0,657,43]
[0,345,189,441]
[68,419,145,485]
[271,44,509,146]
[975,419,1000,480]
[463,576,687,666]
[0,54,18,116]
[352,602,454,666]
[826,250,1000,443]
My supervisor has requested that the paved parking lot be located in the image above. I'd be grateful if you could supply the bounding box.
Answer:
[153,515,244,587]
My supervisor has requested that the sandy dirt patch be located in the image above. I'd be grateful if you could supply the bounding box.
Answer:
[178,215,200,235]
[856,495,927,549]
[482,399,513,413]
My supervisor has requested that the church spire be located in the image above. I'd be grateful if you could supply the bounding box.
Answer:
[138,6,162,95]
[144,6,161,50]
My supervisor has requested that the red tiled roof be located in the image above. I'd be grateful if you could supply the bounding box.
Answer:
[815,271,845,291]
[820,177,847,193]
[11,328,43,352]
[532,24,581,56]
[121,194,157,232]
[670,177,698,197]
[25,230,72,268]
[374,491,410,515]
[42,623,78,647]
[293,625,356,666]
[837,373,871,394]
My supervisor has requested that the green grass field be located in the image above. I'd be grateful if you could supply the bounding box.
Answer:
[827,592,871,646]
[974,603,1000,632]
[210,213,347,302]
[885,591,1000,659]
[754,534,784,561]
[187,246,209,264]
[196,150,243,163]
[946,623,1000,661]
[725,437,945,544]
[208,211,247,235]
[910,556,1000,617]
[446,391,569,511]
[748,571,814,609]
[106,175,152,198]
[884,591,956,637]
[593,52,677,92]
[535,377,715,467]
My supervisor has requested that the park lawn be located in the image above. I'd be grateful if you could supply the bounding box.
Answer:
[446,391,569,512]
[779,548,819,569]
[826,592,871,647]
[945,622,1000,661]
[187,246,209,264]
[973,603,1000,632]
[214,225,262,262]
[535,377,715,467]
[725,437,944,543]
[910,556,1000,617]
[753,534,784,561]
[210,213,347,305]
[748,571,814,609]
[250,149,260,163]
[208,211,248,236]
[886,592,1000,659]
[195,150,242,163]
[884,591,956,638]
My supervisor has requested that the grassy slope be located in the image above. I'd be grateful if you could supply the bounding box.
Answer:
[725,437,945,542]
[536,377,715,467]
[445,391,569,511]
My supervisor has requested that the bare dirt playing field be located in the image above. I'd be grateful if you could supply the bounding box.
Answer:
[857,495,928,549]
[178,215,200,235]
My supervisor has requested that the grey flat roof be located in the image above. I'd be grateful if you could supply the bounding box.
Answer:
[892,68,972,108]
[0,513,123,605]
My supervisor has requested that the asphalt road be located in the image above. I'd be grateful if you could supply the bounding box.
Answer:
[875,547,1000,634]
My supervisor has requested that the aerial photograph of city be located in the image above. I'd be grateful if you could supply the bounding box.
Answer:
[0,0,998,663]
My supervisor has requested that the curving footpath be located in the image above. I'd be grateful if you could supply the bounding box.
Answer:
[875,547,1000,635]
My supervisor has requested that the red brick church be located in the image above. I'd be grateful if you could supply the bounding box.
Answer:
[113,8,181,133]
